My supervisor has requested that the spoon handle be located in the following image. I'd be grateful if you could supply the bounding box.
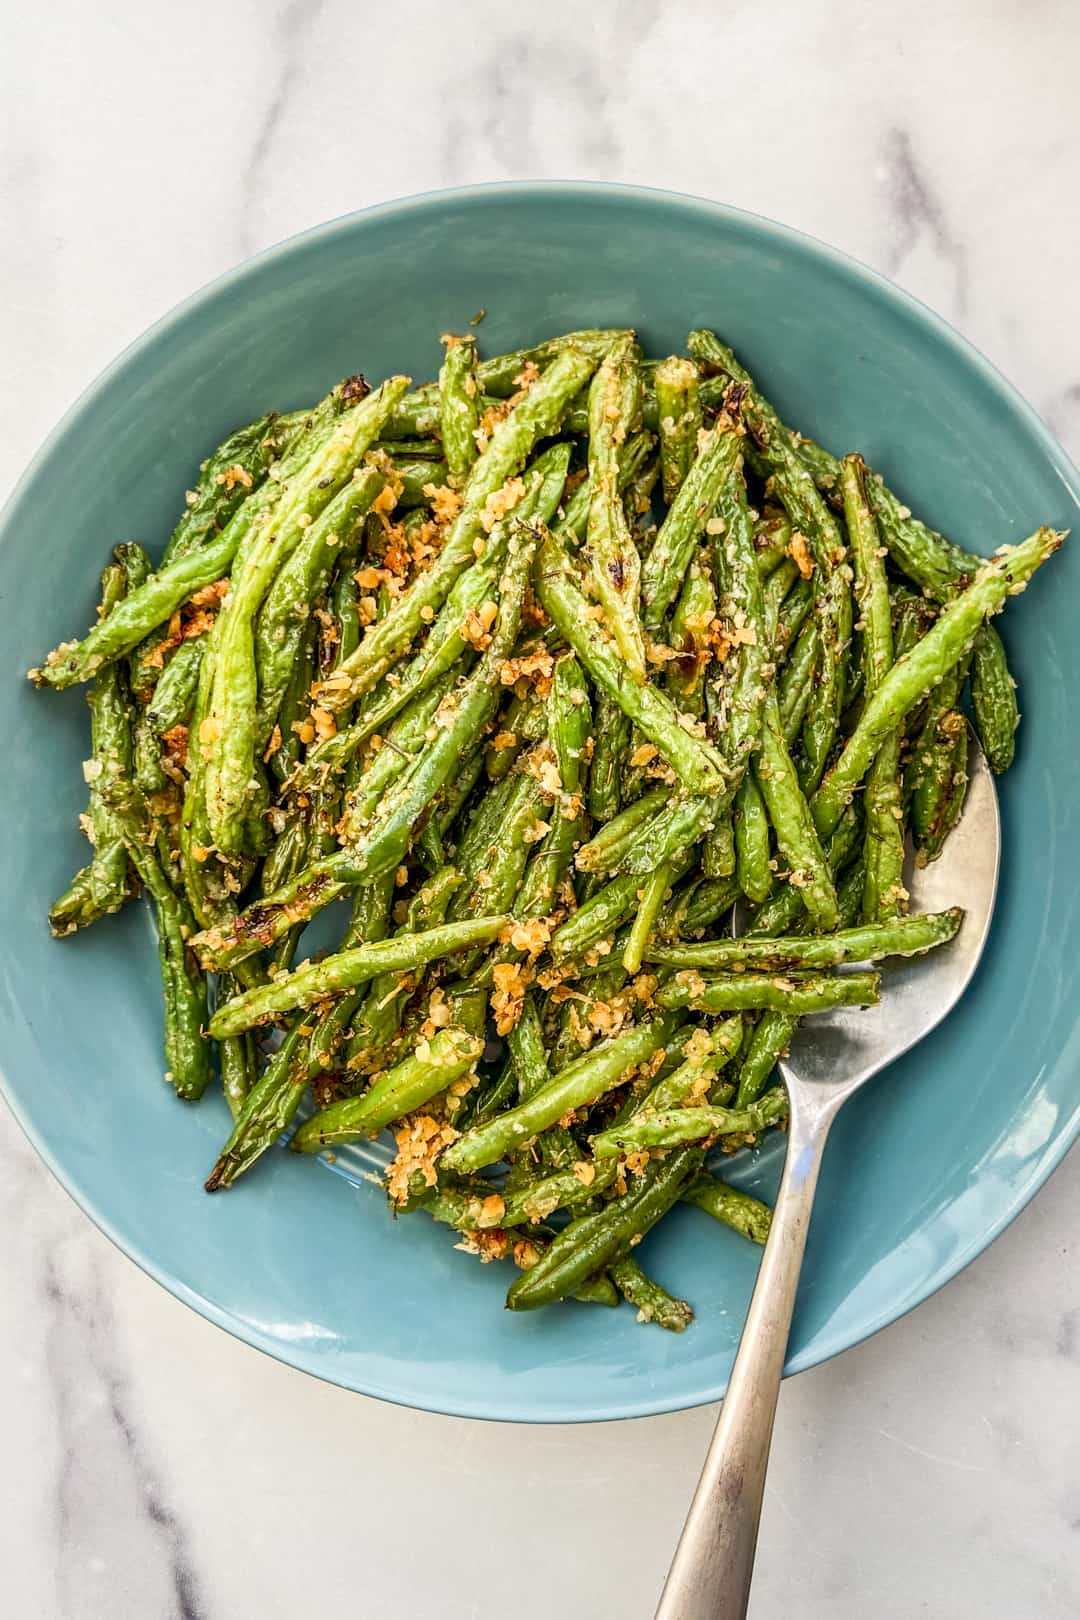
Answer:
[654,1078,838,1620]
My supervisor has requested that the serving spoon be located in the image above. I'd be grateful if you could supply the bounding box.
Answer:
[655,738,1000,1620]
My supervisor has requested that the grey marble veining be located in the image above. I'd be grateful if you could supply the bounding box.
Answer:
[2,2,1080,1616]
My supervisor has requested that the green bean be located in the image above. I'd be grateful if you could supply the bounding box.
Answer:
[592,1092,789,1156]
[656,969,880,1014]
[218,974,259,1121]
[575,787,668,874]
[762,557,798,643]
[253,464,383,743]
[440,1012,681,1175]
[162,411,283,568]
[641,415,744,631]
[666,551,715,715]
[777,618,819,746]
[616,794,717,876]
[31,389,350,689]
[506,1146,701,1311]
[908,660,971,865]
[115,543,159,700]
[48,564,137,935]
[313,872,398,1073]
[436,1158,621,1231]
[586,691,630,820]
[204,376,411,853]
[683,1174,773,1243]
[439,334,482,485]
[193,525,540,966]
[691,332,850,786]
[312,437,566,751]
[204,1019,310,1190]
[219,1031,258,1121]
[746,802,861,939]
[812,529,1062,839]
[323,346,591,702]
[302,562,491,782]
[468,328,634,398]
[623,859,674,975]
[344,866,461,1068]
[452,772,520,879]
[145,637,205,733]
[702,812,736,880]
[755,695,839,929]
[499,654,591,926]
[417,747,485,871]
[970,623,1018,774]
[734,771,771,904]
[636,1018,743,1113]
[708,464,773,776]
[864,477,1021,772]
[654,356,702,506]
[647,909,962,971]
[291,1026,483,1152]
[585,335,647,681]
[866,474,981,599]
[840,453,905,922]
[536,526,730,796]
[331,564,362,666]
[734,1011,795,1107]
[550,848,696,964]
[449,768,547,929]
[754,510,792,577]
[674,874,741,935]
[100,779,209,1100]
[609,1256,693,1331]
[507,993,552,1101]
[207,914,508,1038]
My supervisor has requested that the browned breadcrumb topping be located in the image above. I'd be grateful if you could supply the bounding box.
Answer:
[480,477,526,534]
[386,1114,459,1204]
[513,360,541,389]
[459,599,499,650]
[500,915,554,957]
[141,580,229,670]
[473,400,513,454]
[491,960,529,1034]
[217,463,253,491]
[629,742,658,768]
[499,646,555,699]
[455,1229,509,1262]
[310,705,336,743]
[427,484,463,525]
[572,1160,596,1187]
[190,579,230,610]
[160,724,188,770]
[491,729,518,752]
[512,1237,542,1270]
[788,531,814,579]
[418,987,451,1041]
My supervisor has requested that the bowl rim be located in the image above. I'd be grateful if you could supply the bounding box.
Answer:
[3,179,1079,1423]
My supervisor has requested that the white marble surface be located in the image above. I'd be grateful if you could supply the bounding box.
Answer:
[3,2,1080,1615]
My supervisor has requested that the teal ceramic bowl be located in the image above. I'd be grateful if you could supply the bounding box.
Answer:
[2,184,1079,1422]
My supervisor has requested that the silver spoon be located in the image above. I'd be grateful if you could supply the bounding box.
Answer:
[655,738,1000,1620]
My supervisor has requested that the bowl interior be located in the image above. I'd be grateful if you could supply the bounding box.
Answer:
[2,184,1079,1421]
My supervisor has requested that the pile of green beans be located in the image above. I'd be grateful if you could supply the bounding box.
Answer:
[30,324,1064,1331]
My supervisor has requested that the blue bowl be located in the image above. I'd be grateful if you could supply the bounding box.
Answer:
[2,184,1079,1422]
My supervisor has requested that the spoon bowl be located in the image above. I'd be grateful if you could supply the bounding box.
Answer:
[657,737,1000,1620]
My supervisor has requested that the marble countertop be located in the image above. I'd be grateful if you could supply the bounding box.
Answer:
[3,2,1079,1615]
